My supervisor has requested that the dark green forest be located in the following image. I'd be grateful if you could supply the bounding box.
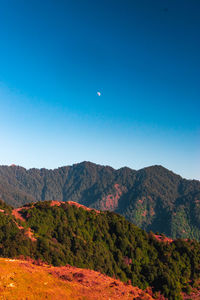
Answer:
[0,199,200,299]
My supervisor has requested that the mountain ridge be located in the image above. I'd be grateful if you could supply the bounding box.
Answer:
[3,161,194,180]
[0,161,200,240]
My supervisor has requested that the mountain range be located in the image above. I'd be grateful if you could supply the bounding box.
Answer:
[0,161,200,239]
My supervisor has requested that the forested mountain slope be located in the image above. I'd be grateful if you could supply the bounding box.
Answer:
[0,199,200,299]
[0,162,200,239]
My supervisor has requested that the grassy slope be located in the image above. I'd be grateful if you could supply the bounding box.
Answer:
[0,258,153,300]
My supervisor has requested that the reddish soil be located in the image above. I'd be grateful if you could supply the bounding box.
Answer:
[0,258,154,299]
[67,201,100,213]
[50,264,154,299]
[154,235,173,243]
[12,207,36,242]
[182,279,200,299]
[142,210,147,217]
[150,207,155,216]
[138,199,144,204]
[100,183,127,211]
[183,292,200,300]
[12,208,27,222]
[50,200,65,206]
[25,228,37,242]
[50,200,100,213]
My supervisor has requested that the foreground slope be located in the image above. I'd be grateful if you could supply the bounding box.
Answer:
[0,162,200,239]
[0,258,153,300]
[0,199,200,299]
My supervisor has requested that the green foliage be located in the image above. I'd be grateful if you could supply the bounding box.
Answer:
[0,207,33,257]
[1,200,199,298]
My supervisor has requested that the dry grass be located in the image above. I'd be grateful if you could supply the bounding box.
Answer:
[0,258,153,300]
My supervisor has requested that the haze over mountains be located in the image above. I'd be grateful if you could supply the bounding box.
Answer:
[0,161,200,240]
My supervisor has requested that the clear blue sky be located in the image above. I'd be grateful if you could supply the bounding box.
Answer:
[0,0,199,180]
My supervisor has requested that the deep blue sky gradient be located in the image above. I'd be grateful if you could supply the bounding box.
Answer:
[0,0,199,179]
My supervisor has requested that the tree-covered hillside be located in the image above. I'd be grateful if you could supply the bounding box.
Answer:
[0,162,200,239]
[0,199,200,299]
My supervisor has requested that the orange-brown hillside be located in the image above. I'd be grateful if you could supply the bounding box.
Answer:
[0,258,154,300]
